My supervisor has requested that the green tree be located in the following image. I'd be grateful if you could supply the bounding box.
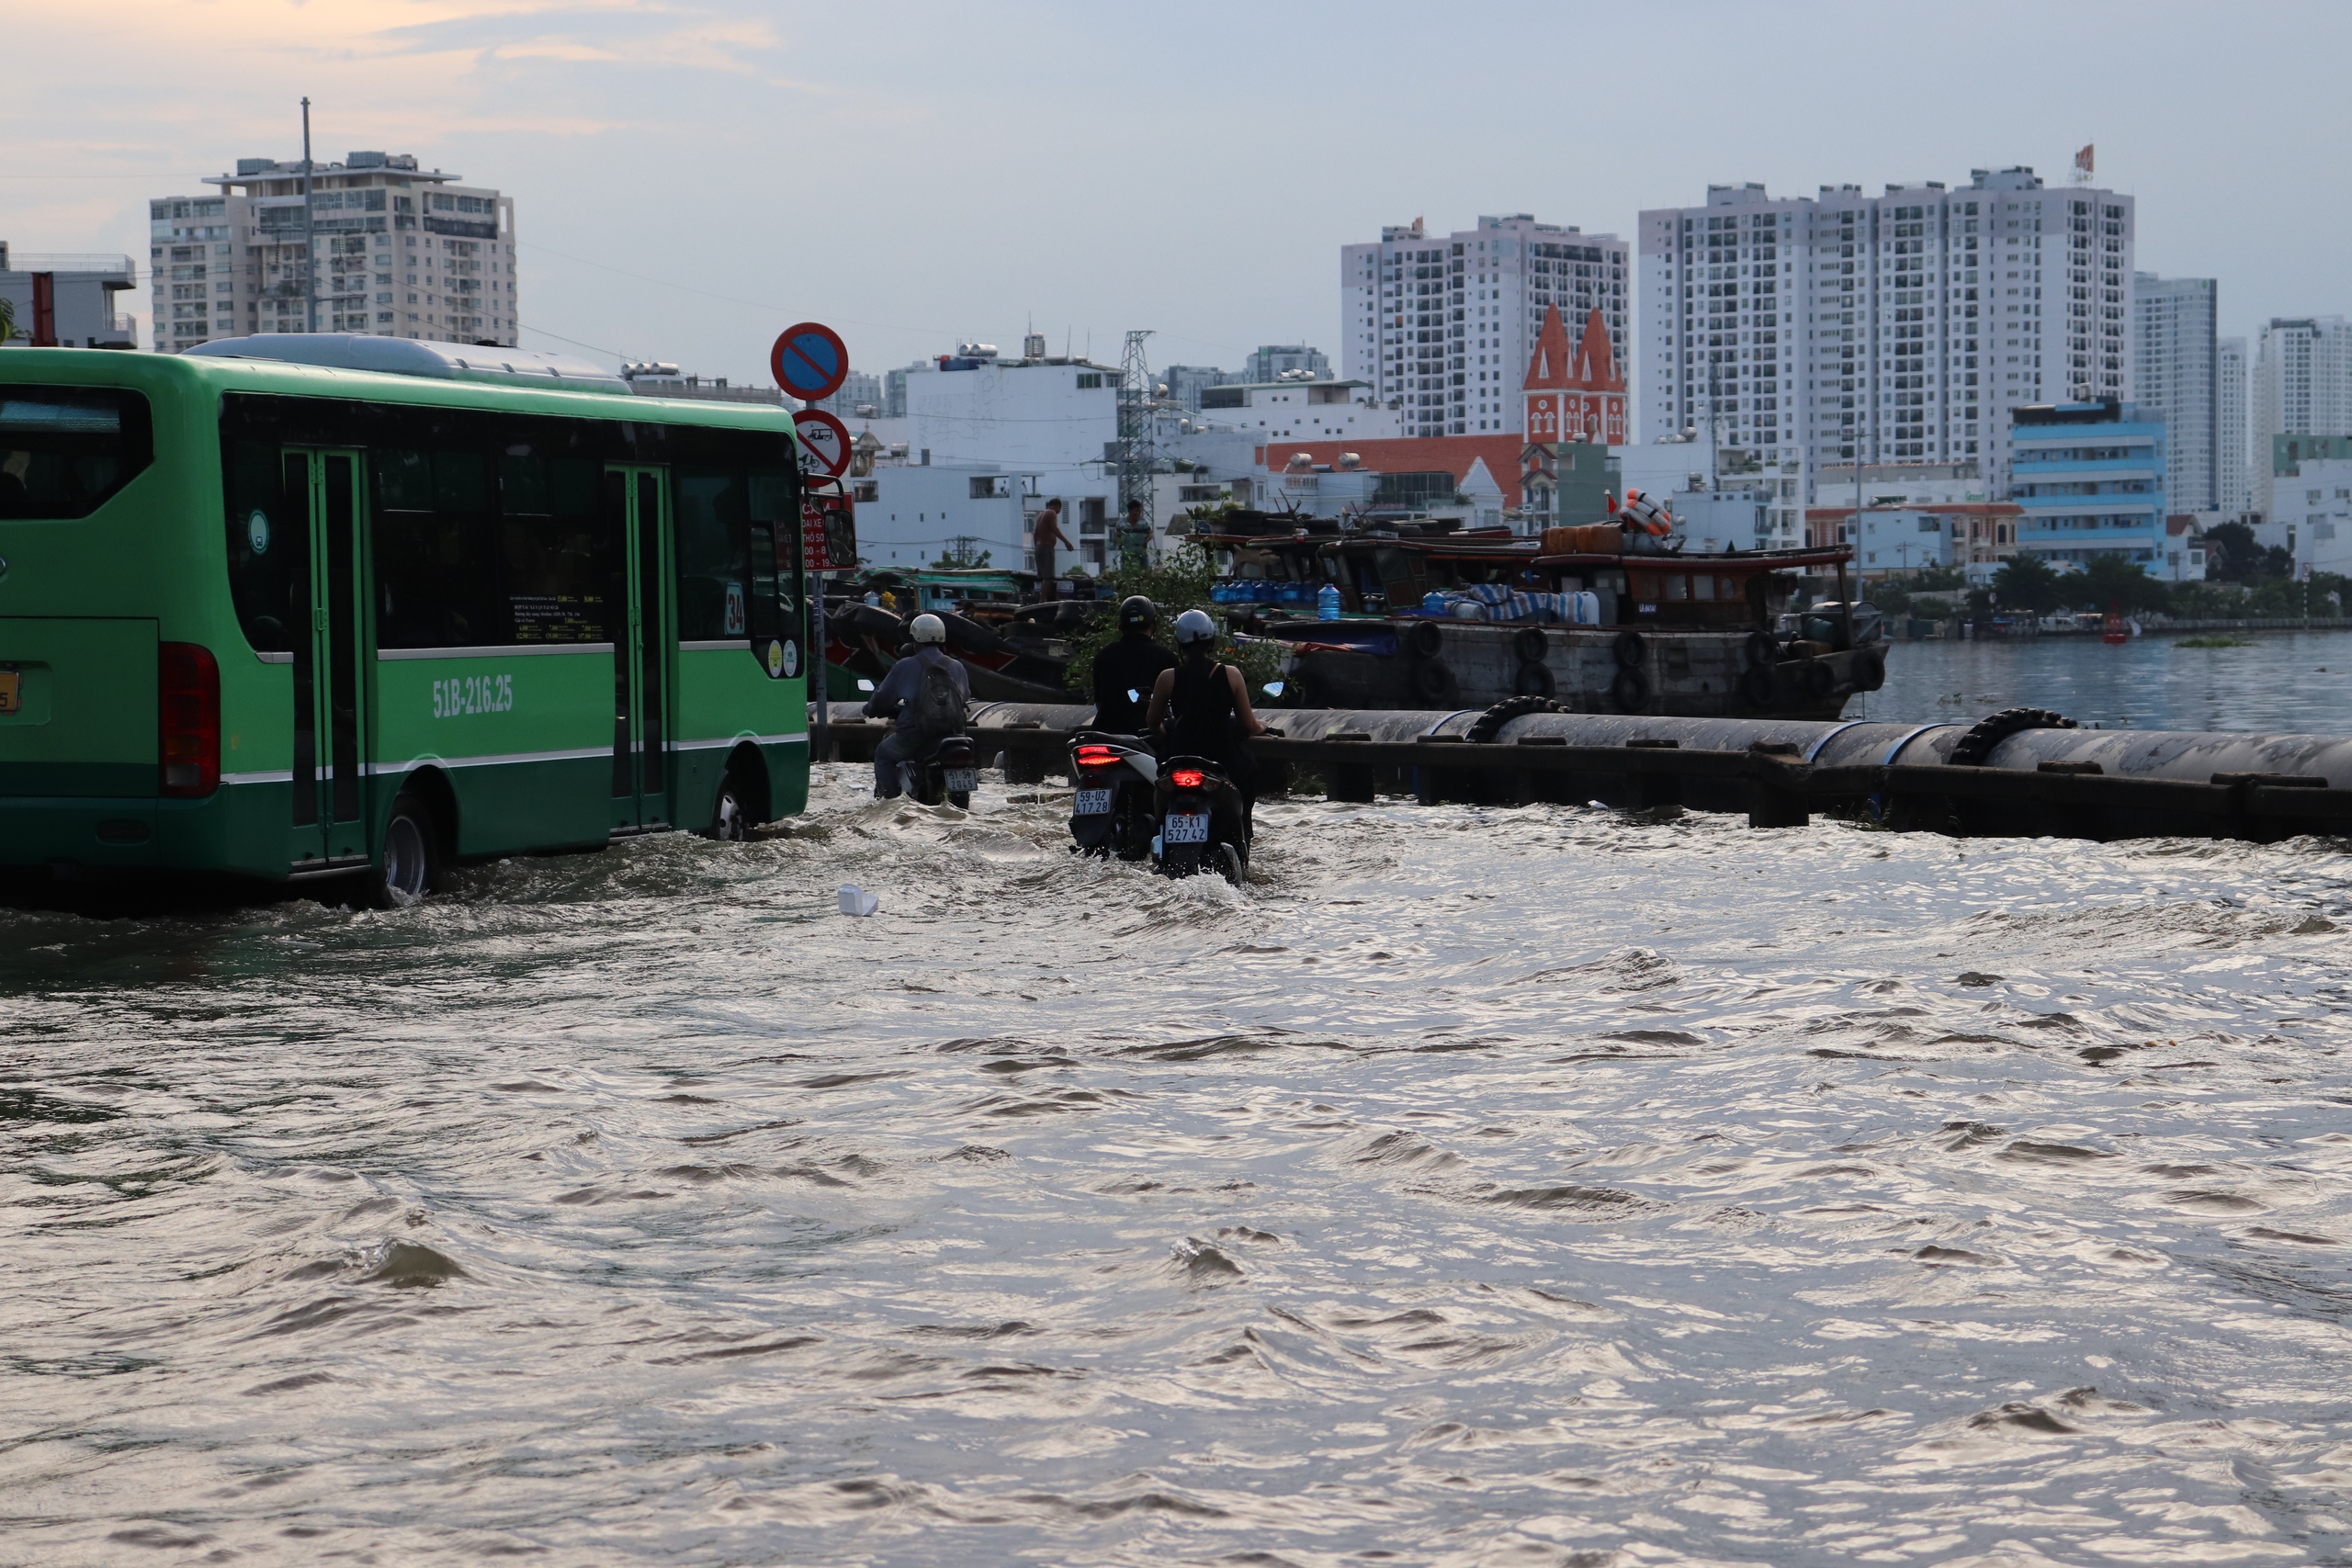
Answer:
[930,538,991,570]
[2073,554,2171,615]
[1989,552,2064,614]
[1061,540,1284,705]
[0,297,19,344]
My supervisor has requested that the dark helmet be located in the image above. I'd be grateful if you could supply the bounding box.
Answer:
[1118,595,1159,636]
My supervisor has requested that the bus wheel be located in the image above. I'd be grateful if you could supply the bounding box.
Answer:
[370,792,444,908]
[707,771,752,842]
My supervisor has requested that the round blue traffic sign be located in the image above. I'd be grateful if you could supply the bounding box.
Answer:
[770,321,849,403]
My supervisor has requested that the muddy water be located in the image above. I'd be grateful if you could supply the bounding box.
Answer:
[6,766,2352,1565]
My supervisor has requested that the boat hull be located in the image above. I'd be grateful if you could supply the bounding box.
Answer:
[1274,620,1881,720]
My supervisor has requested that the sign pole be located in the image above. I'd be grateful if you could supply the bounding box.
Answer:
[769,321,854,767]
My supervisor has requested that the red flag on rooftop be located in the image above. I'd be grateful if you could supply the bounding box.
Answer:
[2075,143,2094,175]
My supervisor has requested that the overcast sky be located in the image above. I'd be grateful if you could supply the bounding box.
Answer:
[7,1,2344,390]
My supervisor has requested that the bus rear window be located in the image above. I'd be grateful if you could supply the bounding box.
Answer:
[0,386,153,519]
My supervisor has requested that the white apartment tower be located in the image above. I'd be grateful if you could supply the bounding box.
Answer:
[149,151,516,355]
[2218,335,2249,518]
[1341,214,1628,440]
[2133,273,2219,512]
[2252,316,2352,520]
[1639,168,2133,497]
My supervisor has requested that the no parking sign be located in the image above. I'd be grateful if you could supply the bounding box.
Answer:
[770,322,849,404]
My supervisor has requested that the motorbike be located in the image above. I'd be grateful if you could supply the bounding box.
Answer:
[1154,753,1249,885]
[1068,733,1158,860]
[901,731,978,808]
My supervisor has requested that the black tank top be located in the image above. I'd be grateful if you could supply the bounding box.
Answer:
[1168,660,1238,758]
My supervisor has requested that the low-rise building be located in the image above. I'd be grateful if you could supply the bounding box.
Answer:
[2162,513,2211,581]
[2271,443,2352,578]
[1199,378,1399,446]
[0,245,137,347]
[1807,502,2021,577]
[848,464,1031,573]
[2007,399,2165,570]
[619,361,784,404]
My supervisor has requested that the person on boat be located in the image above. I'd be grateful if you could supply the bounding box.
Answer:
[1091,595,1176,737]
[1146,609,1266,833]
[1032,499,1073,599]
[862,613,969,799]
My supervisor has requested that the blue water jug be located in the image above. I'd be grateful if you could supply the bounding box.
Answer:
[1317,583,1342,621]
[1421,591,1446,616]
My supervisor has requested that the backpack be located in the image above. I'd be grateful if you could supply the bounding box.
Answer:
[910,654,966,737]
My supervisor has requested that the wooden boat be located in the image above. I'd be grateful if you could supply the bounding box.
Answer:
[1193,516,1884,719]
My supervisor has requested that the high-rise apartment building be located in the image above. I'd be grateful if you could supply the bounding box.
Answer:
[148,151,515,355]
[2252,316,2352,520]
[2218,336,2249,518]
[2132,273,2218,513]
[1639,168,2134,502]
[1341,214,1628,440]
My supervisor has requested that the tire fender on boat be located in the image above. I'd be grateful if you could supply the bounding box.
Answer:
[1610,666,1648,713]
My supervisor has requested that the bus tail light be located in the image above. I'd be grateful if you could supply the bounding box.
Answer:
[159,642,220,798]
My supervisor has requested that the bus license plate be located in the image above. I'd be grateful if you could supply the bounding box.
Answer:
[1164,812,1209,845]
[1074,788,1112,816]
[944,768,977,793]
[0,670,17,716]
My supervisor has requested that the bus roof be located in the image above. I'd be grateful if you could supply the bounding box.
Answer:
[187,333,633,394]
[0,346,802,443]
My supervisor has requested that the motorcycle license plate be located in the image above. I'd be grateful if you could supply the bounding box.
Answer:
[1074,788,1113,816]
[1164,812,1209,845]
[944,768,978,793]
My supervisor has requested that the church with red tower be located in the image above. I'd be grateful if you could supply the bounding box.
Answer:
[1521,303,1625,446]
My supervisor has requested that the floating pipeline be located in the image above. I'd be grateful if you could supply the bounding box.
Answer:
[842,700,2352,843]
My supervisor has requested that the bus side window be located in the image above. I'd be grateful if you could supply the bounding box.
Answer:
[497,452,606,644]
[673,467,750,642]
[748,469,798,638]
[372,447,501,649]
[223,439,293,652]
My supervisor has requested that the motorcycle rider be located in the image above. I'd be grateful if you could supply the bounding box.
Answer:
[1146,608,1266,832]
[862,613,970,799]
[1090,595,1176,736]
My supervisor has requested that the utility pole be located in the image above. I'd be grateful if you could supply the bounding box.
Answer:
[300,97,316,335]
[1115,330,1155,567]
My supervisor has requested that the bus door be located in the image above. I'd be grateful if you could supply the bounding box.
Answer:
[605,466,673,830]
[284,449,371,868]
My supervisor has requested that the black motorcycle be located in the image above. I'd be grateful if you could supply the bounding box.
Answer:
[1068,733,1158,860]
[1155,754,1248,885]
[900,732,978,808]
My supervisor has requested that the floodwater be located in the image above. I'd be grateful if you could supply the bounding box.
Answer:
[8,762,2352,1567]
[1867,627,2352,734]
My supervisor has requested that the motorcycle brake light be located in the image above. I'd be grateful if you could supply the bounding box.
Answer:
[1170,768,1204,789]
[1075,744,1119,767]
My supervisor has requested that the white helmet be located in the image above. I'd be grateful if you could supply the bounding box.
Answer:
[910,613,947,645]
[1173,608,1217,646]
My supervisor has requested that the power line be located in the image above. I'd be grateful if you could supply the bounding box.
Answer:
[517,321,628,359]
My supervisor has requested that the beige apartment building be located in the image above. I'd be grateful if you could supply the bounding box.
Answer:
[148,151,516,354]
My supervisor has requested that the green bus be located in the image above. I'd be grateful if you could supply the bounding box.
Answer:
[0,339,811,904]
